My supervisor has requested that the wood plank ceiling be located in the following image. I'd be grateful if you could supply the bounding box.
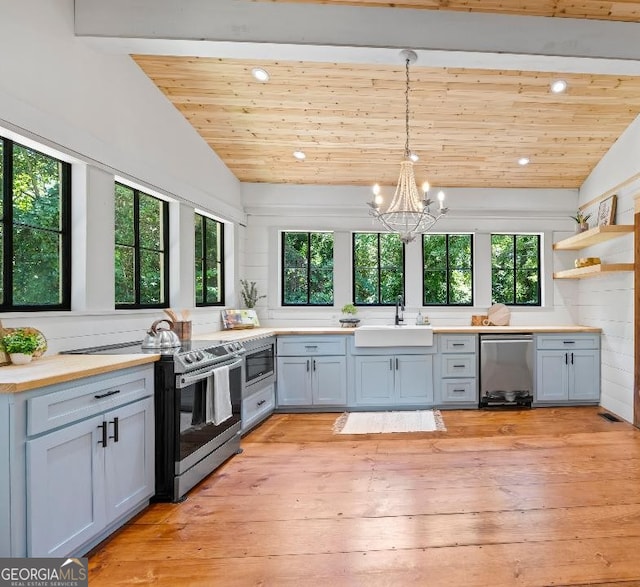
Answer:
[133,55,640,188]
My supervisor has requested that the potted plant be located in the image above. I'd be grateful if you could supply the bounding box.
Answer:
[1,328,41,364]
[570,211,592,233]
[339,303,360,328]
[239,279,266,308]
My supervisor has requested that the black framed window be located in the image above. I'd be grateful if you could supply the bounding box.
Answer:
[115,182,169,308]
[491,234,541,306]
[353,232,404,305]
[423,234,473,305]
[281,231,334,305]
[0,137,71,310]
[195,213,225,306]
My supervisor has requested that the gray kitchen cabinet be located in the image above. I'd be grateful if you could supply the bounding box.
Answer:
[436,334,478,407]
[276,336,347,408]
[0,364,154,558]
[535,334,600,404]
[353,354,433,407]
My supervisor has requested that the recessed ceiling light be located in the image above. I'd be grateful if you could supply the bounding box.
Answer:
[251,68,270,82]
[293,150,306,160]
[550,79,567,94]
[518,157,530,166]
[409,152,419,162]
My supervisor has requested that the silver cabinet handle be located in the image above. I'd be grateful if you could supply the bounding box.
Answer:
[306,359,310,372]
[452,343,464,347]
[313,359,316,371]
[452,389,466,393]
[257,399,266,407]
[563,340,576,345]
[395,358,399,370]
[389,359,393,370]
[453,364,465,368]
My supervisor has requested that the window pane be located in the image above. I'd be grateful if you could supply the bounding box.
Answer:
[423,235,446,269]
[0,225,3,304]
[492,268,514,304]
[13,226,61,305]
[115,184,134,246]
[194,214,203,259]
[309,268,334,304]
[115,245,135,304]
[450,269,472,304]
[140,250,164,305]
[424,270,447,304]
[205,257,220,303]
[354,267,378,304]
[283,268,308,304]
[380,233,402,267]
[0,139,4,220]
[12,145,61,231]
[195,259,204,304]
[516,269,539,304]
[380,267,403,303]
[138,193,163,251]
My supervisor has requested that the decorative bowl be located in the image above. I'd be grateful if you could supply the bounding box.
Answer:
[575,257,601,268]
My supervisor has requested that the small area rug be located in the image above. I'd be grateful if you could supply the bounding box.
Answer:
[333,410,446,434]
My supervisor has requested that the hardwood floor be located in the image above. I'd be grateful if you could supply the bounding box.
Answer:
[88,407,640,586]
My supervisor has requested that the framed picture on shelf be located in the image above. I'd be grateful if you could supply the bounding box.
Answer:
[597,194,617,226]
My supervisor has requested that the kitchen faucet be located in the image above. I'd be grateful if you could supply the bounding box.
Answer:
[395,295,405,326]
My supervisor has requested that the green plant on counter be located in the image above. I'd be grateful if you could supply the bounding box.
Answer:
[341,303,358,315]
[1,329,40,355]
[239,279,266,308]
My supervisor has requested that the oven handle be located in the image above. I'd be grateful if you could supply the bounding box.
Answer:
[176,357,243,389]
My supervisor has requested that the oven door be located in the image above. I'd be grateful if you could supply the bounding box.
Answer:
[244,342,275,388]
[175,357,242,475]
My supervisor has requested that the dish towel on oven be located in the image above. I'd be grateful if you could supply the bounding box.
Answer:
[206,365,232,425]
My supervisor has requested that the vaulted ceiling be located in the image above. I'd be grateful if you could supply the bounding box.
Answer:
[77,0,640,189]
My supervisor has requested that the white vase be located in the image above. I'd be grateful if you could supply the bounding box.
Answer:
[10,353,32,365]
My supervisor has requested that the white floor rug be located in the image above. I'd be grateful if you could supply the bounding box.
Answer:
[333,410,446,434]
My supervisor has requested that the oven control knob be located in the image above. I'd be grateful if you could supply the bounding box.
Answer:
[235,342,242,350]
[184,354,193,364]
[195,351,204,360]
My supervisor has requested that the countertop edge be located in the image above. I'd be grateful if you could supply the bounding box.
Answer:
[0,354,159,394]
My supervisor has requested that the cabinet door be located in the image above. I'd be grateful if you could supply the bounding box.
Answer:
[395,355,434,404]
[353,355,395,405]
[312,356,347,405]
[569,350,601,401]
[536,351,569,402]
[27,415,106,557]
[104,397,155,523]
[277,357,313,406]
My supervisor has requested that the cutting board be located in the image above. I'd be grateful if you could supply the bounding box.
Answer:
[487,303,511,326]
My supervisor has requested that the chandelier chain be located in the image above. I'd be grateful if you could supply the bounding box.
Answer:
[404,56,410,158]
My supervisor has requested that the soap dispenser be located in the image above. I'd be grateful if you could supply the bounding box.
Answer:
[415,310,424,325]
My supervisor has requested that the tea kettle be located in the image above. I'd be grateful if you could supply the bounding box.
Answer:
[142,319,181,349]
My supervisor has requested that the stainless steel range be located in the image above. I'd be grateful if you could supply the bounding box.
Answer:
[65,339,246,502]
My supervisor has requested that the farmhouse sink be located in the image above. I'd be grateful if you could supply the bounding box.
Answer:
[354,325,434,347]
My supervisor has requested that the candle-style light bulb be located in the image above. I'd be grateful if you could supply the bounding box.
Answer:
[421,181,430,194]
[372,183,383,205]
[437,190,445,210]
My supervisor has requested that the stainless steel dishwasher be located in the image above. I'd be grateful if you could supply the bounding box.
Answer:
[479,333,534,408]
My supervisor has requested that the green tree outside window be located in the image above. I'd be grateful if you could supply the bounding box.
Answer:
[0,137,70,310]
[491,234,541,305]
[282,231,334,305]
[353,232,404,305]
[195,213,225,306]
[423,234,473,305]
[115,182,169,308]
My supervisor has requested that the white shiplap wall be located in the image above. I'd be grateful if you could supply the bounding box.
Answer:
[577,114,640,422]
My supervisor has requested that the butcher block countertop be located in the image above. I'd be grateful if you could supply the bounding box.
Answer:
[0,325,600,394]
[0,354,159,394]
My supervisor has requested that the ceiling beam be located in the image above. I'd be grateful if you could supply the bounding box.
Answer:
[75,0,640,71]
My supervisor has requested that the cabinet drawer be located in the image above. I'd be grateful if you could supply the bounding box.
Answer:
[242,383,275,431]
[441,379,477,403]
[441,354,476,378]
[440,335,476,353]
[28,366,154,436]
[277,336,346,356]
[536,334,599,350]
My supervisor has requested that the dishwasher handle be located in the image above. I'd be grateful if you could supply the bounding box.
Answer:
[480,334,533,343]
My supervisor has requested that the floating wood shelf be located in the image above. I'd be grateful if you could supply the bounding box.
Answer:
[553,225,633,251]
[553,263,635,279]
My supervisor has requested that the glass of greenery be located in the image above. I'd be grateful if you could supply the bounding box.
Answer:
[2,329,41,364]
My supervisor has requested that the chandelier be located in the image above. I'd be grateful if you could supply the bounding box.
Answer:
[368,49,448,244]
